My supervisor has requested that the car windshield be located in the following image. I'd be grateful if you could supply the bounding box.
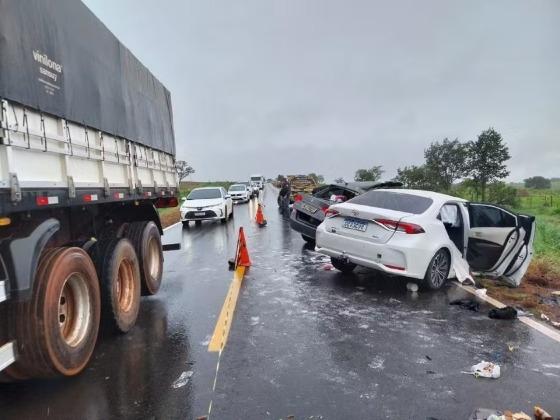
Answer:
[229,185,245,191]
[251,177,261,181]
[187,189,222,200]
[348,190,433,214]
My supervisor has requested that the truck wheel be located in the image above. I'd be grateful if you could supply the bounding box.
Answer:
[6,247,100,378]
[98,238,141,333]
[127,222,164,295]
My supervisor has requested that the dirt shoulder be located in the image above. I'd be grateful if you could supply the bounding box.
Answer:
[480,257,560,329]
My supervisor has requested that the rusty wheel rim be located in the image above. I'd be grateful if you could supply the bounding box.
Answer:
[147,236,160,279]
[116,259,135,313]
[58,273,91,347]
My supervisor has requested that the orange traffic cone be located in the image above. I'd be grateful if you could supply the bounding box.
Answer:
[256,203,267,227]
[236,227,251,267]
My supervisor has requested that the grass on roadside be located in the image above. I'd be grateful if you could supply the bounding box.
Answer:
[481,188,560,325]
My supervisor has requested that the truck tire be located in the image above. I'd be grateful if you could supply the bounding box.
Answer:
[127,221,164,295]
[98,238,141,333]
[5,247,100,379]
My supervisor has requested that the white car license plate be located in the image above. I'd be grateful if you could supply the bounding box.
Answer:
[194,212,205,216]
[343,217,368,232]
[302,203,317,213]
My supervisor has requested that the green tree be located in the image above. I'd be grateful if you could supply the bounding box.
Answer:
[487,182,519,207]
[394,165,433,189]
[524,176,551,189]
[308,173,325,184]
[354,166,384,182]
[175,160,195,183]
[424,138,468,192]
[465,128,510,201]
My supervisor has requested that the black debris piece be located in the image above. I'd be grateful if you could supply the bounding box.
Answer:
[488,306,518,320]
[449,298,480,312]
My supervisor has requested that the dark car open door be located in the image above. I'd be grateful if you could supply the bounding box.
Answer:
[466,203,535,286]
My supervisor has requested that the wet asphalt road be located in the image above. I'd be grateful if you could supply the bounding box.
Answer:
[1,184,559,419]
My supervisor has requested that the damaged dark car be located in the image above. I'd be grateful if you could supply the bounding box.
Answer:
[289,180,402,245]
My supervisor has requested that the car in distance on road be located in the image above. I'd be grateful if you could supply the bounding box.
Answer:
[181,187,233,226]
[239,181,256,199]
[228,184,251,203]
[316,189,535,289]
[291,181,401,245]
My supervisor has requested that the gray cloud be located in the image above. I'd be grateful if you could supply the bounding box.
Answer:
[84,0,560,182]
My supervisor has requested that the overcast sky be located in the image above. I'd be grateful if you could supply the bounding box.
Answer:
[83,0,559,182]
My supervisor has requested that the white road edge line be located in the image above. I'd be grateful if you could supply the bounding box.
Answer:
[454,282,560,344]
[163,221,181,232]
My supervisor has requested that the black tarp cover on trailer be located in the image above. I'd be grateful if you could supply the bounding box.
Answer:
[0,0,175,155]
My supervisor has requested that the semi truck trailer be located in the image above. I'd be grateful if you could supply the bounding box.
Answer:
[0,0,179,379]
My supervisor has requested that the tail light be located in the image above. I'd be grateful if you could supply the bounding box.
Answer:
[155,196,179,208]
[375,218,424,234]
[294,194,303,202]
[321,206,330,215]
[325,208,339,218]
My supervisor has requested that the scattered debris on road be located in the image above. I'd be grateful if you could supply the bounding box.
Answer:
[406,282,419,292]
[489,306,518,320]
[534,405,553,420]
[468,361,501,379]
[450,298,480,312]
[172,370,194,389]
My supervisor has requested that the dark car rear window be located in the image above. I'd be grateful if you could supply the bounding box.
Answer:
[348,191,433,214]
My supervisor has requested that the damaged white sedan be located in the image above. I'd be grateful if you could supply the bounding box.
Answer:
[315,189,535,289]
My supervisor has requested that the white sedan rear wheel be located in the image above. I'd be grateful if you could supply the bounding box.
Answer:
[424,249,450,290]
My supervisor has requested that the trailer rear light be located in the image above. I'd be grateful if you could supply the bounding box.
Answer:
[83,194,98,202]
[325,209,339,218]
[155,197,179,208]
[113,192,125,199]
[383,263,405,271]
[144,192,153,197]
[294,194,303,202]
[375,218,424,234]
[36,196,59,206]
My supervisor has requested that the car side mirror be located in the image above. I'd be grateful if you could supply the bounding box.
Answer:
[181,197,187,201]
[225,195,231,199]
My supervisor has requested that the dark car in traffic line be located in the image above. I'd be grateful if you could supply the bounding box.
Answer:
[289,181,402,244]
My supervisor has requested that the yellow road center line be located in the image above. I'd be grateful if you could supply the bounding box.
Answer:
[208,266,246,352]
[455,282,560,344]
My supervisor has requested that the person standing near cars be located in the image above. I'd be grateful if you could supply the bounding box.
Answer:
[278,180,291,217]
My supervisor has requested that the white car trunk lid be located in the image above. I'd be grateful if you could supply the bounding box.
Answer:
[324,203,413,244]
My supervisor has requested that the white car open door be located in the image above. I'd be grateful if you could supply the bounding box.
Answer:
[466,203,535,286]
